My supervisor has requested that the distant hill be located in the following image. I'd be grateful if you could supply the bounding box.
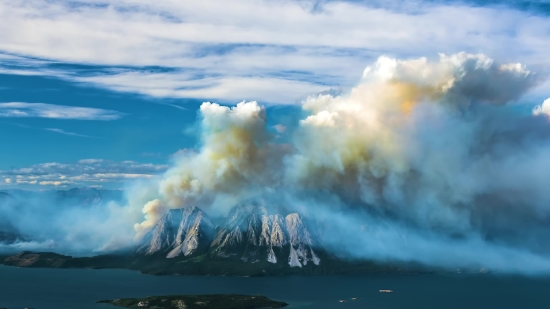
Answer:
[3,187,123,207]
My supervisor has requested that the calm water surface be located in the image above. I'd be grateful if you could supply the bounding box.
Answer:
[1,265,550,309]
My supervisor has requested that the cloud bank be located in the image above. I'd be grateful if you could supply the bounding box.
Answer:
[127,52,550,273]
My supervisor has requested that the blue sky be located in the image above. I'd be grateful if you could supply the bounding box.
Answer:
[1,0,550,190]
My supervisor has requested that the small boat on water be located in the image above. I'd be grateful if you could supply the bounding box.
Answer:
[339,300,346,303]
[379,290,393,293]
[351,297,358,300]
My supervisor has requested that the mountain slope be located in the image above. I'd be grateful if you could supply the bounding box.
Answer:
[209,203,321,267]
[136,206,214,258]
[136,201,322,269]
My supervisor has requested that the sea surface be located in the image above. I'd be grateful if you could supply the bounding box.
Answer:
[1,265,550,309]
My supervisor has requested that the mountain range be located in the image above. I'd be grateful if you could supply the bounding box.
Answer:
[136,201,322,269]
[0,189,428,276]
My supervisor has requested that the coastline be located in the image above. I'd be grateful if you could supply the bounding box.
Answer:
[1,251,437,277]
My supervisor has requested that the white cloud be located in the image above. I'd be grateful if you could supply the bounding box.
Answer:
[534,98,550,117]
[0,160,168,188]
[16,179,39,185]
[91,173,154,179]
[273,124,287,133]
[39,180,70,186]
[0,102,124,120]
[78,73,327,104]
[1,1,549,103]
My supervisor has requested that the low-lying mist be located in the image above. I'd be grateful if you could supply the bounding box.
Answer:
[0,189,137,255]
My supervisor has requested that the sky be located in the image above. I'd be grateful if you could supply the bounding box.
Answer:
[1,0,550,190]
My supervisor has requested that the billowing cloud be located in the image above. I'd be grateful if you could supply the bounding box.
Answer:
[0,102,124,120]
[128,53,550,272]
[133,101,282,237]
[533,98,550,117]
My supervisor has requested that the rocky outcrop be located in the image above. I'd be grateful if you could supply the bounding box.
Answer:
[136,201,322,268]
[167,208,214,258]
[2,251,71,268]
[136,207,214,258]
[209,202,321,267]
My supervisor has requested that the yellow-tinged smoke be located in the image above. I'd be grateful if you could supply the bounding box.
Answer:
[134,101,275,239]
[134,52,542,238]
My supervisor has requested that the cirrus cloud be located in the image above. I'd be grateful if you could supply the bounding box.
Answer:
[0,102,125,120]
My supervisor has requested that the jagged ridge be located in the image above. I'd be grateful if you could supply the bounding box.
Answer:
[136,206,213,258]
[137,202,321,268]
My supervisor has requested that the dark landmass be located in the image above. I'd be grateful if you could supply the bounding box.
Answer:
[1,251,434,276]
[97,294,288,309]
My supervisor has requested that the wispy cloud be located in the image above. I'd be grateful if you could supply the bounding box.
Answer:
[77,72,328,104]
[141,152,163,158]
[45,128,94,138]
[1,1,549,103]
[159,102,189,111]
[0,102,124,120]
[78,159,104,164]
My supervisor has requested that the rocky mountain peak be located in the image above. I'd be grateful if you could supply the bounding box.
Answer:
[209,202,321,267]
[136,206,213,258]
[135,200,322,268]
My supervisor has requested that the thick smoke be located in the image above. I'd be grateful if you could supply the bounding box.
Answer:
[128,52,550,273]
[133,101,285,239]
[0,190,139,255]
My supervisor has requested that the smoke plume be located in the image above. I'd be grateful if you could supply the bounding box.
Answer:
[127,52,550,272]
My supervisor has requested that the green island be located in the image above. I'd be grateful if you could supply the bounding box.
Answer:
[97,294,288,309]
